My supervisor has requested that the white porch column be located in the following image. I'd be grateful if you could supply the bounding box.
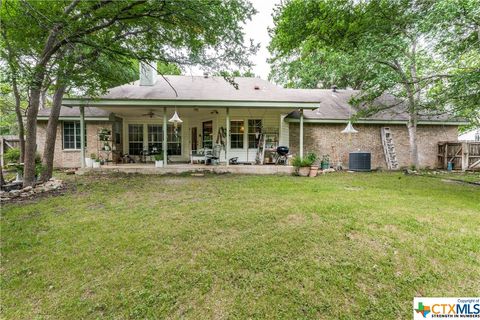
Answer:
[226,107,230,166]
[299,108,304,159]
[163,107,168,167]
[79,106,86,168]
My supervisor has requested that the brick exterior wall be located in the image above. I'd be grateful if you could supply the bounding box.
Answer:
[289,123,458,169]
[37,121,114,168]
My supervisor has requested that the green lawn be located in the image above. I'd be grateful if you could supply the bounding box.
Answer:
[1,172,479,319]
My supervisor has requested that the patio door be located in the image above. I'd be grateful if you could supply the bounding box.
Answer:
[191,127,198,151]
[202,120,213,149]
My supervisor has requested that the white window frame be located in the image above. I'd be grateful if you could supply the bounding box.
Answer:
[62,121,86,150]
[230,119,245,150]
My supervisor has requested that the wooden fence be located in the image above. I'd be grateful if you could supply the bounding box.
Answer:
[438,141,480,171]
[0,135,21,167]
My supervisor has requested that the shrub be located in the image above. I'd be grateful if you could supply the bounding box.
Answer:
[4,148,20,163]
[154,153,163,161]
[292,153,317,168]
[304,152,317,166]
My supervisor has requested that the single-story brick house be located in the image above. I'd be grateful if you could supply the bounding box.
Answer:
[36,65,466,169]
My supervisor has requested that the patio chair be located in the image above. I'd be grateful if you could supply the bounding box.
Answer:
[190,148,212,164]
[207,145,222,165]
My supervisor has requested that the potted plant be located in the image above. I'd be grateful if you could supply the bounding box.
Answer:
[91,154,101,168]
[306,153,319,177]
[292,153,316,177]
[98,128,111,141]
[321,154,330,170]
[154,153,164,168]
[85,153,95,167]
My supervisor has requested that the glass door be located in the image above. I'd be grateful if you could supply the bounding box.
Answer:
[147,124,162,154]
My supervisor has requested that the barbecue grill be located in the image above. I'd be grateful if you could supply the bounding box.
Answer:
[276,146,289,165]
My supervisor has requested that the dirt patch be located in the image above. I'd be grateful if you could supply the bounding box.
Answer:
[280,213,307,226]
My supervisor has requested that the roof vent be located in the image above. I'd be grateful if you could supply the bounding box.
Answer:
[203,72,209,78]
[332,85,338,92]
[254,85,260,90]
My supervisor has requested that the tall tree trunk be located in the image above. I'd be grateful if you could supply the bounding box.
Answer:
[41,85,66,182]
[0,165,5,187]
[12,78,26,163]
[23,84,43,187]
[407,115,419,169]
[22,26,60,187]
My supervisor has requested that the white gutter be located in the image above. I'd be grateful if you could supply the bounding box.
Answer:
[285,118,469,126]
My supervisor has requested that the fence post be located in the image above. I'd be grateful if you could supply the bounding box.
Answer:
[461,142,469,171]
[443,143,448,169]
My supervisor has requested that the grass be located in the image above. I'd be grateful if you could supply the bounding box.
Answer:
[1,172,479,319]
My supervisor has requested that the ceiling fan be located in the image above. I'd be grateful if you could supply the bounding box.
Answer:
[141,110,158,118]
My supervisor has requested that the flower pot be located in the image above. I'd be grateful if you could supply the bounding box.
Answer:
[155,160,164,168]
[85,158,93,168]
[298,167,310,177]
[309,166,318,177]
[92,161,101,169]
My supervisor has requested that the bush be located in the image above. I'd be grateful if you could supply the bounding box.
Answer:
[4,148,20,164]
[292,153,317,168]
[304,152,317,166]
[154,153,163,161]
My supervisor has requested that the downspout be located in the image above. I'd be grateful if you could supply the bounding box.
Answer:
[79,106,85,168]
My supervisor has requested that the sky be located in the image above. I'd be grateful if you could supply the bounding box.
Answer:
[186,0,280,80]
[243,0,281,80]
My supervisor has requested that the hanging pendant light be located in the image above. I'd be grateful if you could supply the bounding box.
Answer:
[169,108,183,137]
[341,121,358,134]
[168,110,183,125]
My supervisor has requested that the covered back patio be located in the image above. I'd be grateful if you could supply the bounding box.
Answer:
[62,77,320,171]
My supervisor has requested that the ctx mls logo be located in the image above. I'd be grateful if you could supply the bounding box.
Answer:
[415,302,431,318]
[413,297,480,319]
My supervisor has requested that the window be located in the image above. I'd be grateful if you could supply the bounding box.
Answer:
[147,124,162,154]
[230,120,244,149]
[63,121,86,150]
[128,124,144,155]
[131,124,182,156]
[202,121,213,148]
[248,119,262,148]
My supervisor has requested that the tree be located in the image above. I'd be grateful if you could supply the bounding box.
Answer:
[216,70,256,77]
[157,62,182,75]
[1,0,257,186]
[269,0,480,168]
[424,0,480,128]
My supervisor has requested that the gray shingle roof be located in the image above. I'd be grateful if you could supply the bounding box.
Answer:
[100,75,323,102]
[285,89,463,123]
[37,106,111,118]
[44,76,464,124]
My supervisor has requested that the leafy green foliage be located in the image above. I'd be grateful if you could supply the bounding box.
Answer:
[156,62,182,76]
[216,70,256,77]
[269,0,480,125]
[4,148,20,164]
[292,152,317,167]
